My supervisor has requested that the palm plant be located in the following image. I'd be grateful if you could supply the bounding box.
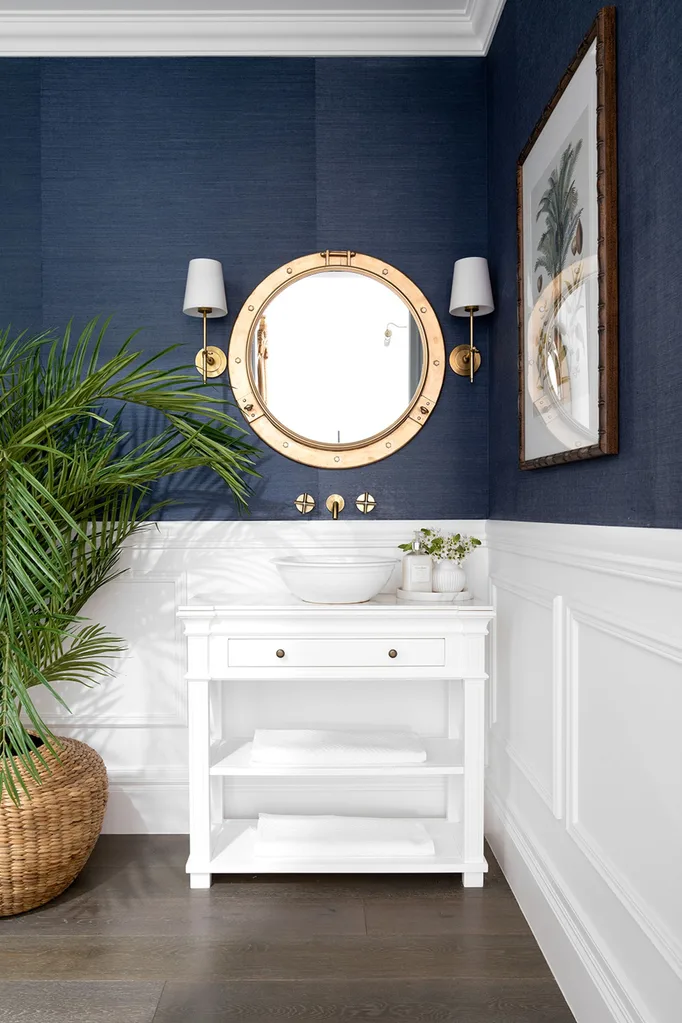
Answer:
[534,138,583,280]
[0,318,259,803]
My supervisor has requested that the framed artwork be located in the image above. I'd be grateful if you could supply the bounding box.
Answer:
[517,6,617,469]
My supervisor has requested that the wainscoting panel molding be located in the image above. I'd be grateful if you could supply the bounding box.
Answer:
[486,520,682,1023]
[566,602,682,980]
[488,575,560,817]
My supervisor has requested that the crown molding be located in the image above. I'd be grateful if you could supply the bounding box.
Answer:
[0,3,506,56]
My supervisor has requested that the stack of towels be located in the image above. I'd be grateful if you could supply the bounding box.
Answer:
[249,728,428,767]
[254,813,435,859]
[249,728,435,859]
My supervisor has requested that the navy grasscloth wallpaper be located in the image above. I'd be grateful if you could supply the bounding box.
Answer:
[1,57,488,521]
[0,60,41,333]
[2,8,679,528]
[487,0,682,527]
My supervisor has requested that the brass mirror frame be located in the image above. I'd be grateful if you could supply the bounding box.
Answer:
[228,250,445,468]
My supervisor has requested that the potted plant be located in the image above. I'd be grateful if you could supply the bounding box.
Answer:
[399,528,481,594]
[0,319,258,916]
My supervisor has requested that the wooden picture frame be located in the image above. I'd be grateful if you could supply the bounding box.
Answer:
[517,6,617,469]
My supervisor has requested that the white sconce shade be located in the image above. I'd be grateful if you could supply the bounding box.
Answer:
[183,258,227,318]
[449,257,494,317]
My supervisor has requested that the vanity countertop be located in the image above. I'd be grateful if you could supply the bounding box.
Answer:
[178,593,493,615]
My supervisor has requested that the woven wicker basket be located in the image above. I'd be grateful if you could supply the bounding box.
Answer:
[0,736,108,916]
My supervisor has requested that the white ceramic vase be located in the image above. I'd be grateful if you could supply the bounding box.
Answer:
[432,560,466,594]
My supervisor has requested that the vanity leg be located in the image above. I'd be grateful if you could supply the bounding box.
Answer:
[463,676,486,884]
[188,677,213,888]
[446,678,461,823]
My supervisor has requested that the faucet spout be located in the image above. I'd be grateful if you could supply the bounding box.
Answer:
[325,494,345,519]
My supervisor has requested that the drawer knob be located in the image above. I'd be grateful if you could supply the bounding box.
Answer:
[388,649,398,659]
[276,649,285,659]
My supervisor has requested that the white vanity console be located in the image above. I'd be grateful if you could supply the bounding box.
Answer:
[178,595,494,889]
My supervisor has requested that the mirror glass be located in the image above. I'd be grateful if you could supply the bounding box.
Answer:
[249,271,423,445]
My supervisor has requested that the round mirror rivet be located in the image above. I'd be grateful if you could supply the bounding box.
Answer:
[382,269,388,275]
[434,360,439,366]
[287,267,293,274]
[420,306,426,313]
[248,305,254,311]
[334,456,340,463]
[386,442,391,449]
[283,442,289,448]
[235,357,241,363]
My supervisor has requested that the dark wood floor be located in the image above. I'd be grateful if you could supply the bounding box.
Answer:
[0,836,575,1022]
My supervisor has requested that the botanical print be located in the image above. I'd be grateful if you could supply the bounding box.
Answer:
[525,105,599,456]
[534,137,583,289]
[518,15,617,469]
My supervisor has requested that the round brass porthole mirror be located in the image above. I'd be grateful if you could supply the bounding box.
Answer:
[228,250,445,468]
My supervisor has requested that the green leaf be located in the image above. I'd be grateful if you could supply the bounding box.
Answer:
[0,317,261,802]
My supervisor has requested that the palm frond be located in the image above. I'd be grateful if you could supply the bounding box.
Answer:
[533,138,584,279]
[0,318,260,803]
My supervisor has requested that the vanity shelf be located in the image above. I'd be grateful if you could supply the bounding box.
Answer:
[191,818,484,879]
[178,595,495,890]
[210,737,464,776]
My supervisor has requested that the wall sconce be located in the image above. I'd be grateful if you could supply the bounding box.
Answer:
[449,257,494,384]
[182,258,228,383]
[383,321,406,347]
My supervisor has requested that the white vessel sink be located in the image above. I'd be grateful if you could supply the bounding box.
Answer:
[272,554,397,604]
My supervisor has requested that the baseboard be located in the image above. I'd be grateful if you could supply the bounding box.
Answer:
[104,771,189,834]
[485,788,648,1023]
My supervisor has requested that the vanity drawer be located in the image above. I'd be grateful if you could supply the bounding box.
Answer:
[227,637,445,669]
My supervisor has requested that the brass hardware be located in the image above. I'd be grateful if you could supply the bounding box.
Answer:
[326,493,345,519]
[194,308,227,382]
[450,344,481,378]
[388,649,398,658]
[450,306,481,383]
[294,492,315,515]
[321,250,356,266]
[355,492,376,514]
[194,345,227,380]
[228,252,445,469]
[276,649,285,658]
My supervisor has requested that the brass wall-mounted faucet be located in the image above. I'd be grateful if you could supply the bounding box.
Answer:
[325,494,345,520]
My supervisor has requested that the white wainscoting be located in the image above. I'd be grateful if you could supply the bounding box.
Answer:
[486,520,682,1023]
[32,518,487,835]
[33,514,681,1021]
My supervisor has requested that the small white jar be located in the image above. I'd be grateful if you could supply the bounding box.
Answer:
[432,560,466,594]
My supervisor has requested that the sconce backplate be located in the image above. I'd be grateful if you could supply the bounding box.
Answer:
[195,346,228,378]
[450,345,481,377]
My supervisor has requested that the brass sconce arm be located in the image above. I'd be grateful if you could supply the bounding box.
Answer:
[195,307,227,383]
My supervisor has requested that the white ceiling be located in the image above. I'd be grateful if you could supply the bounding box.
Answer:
[0,1,506,56]
[0,1,473,11]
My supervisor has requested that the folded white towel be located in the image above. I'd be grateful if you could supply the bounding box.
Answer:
[254,814,436,859]
[249,728,427,766]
